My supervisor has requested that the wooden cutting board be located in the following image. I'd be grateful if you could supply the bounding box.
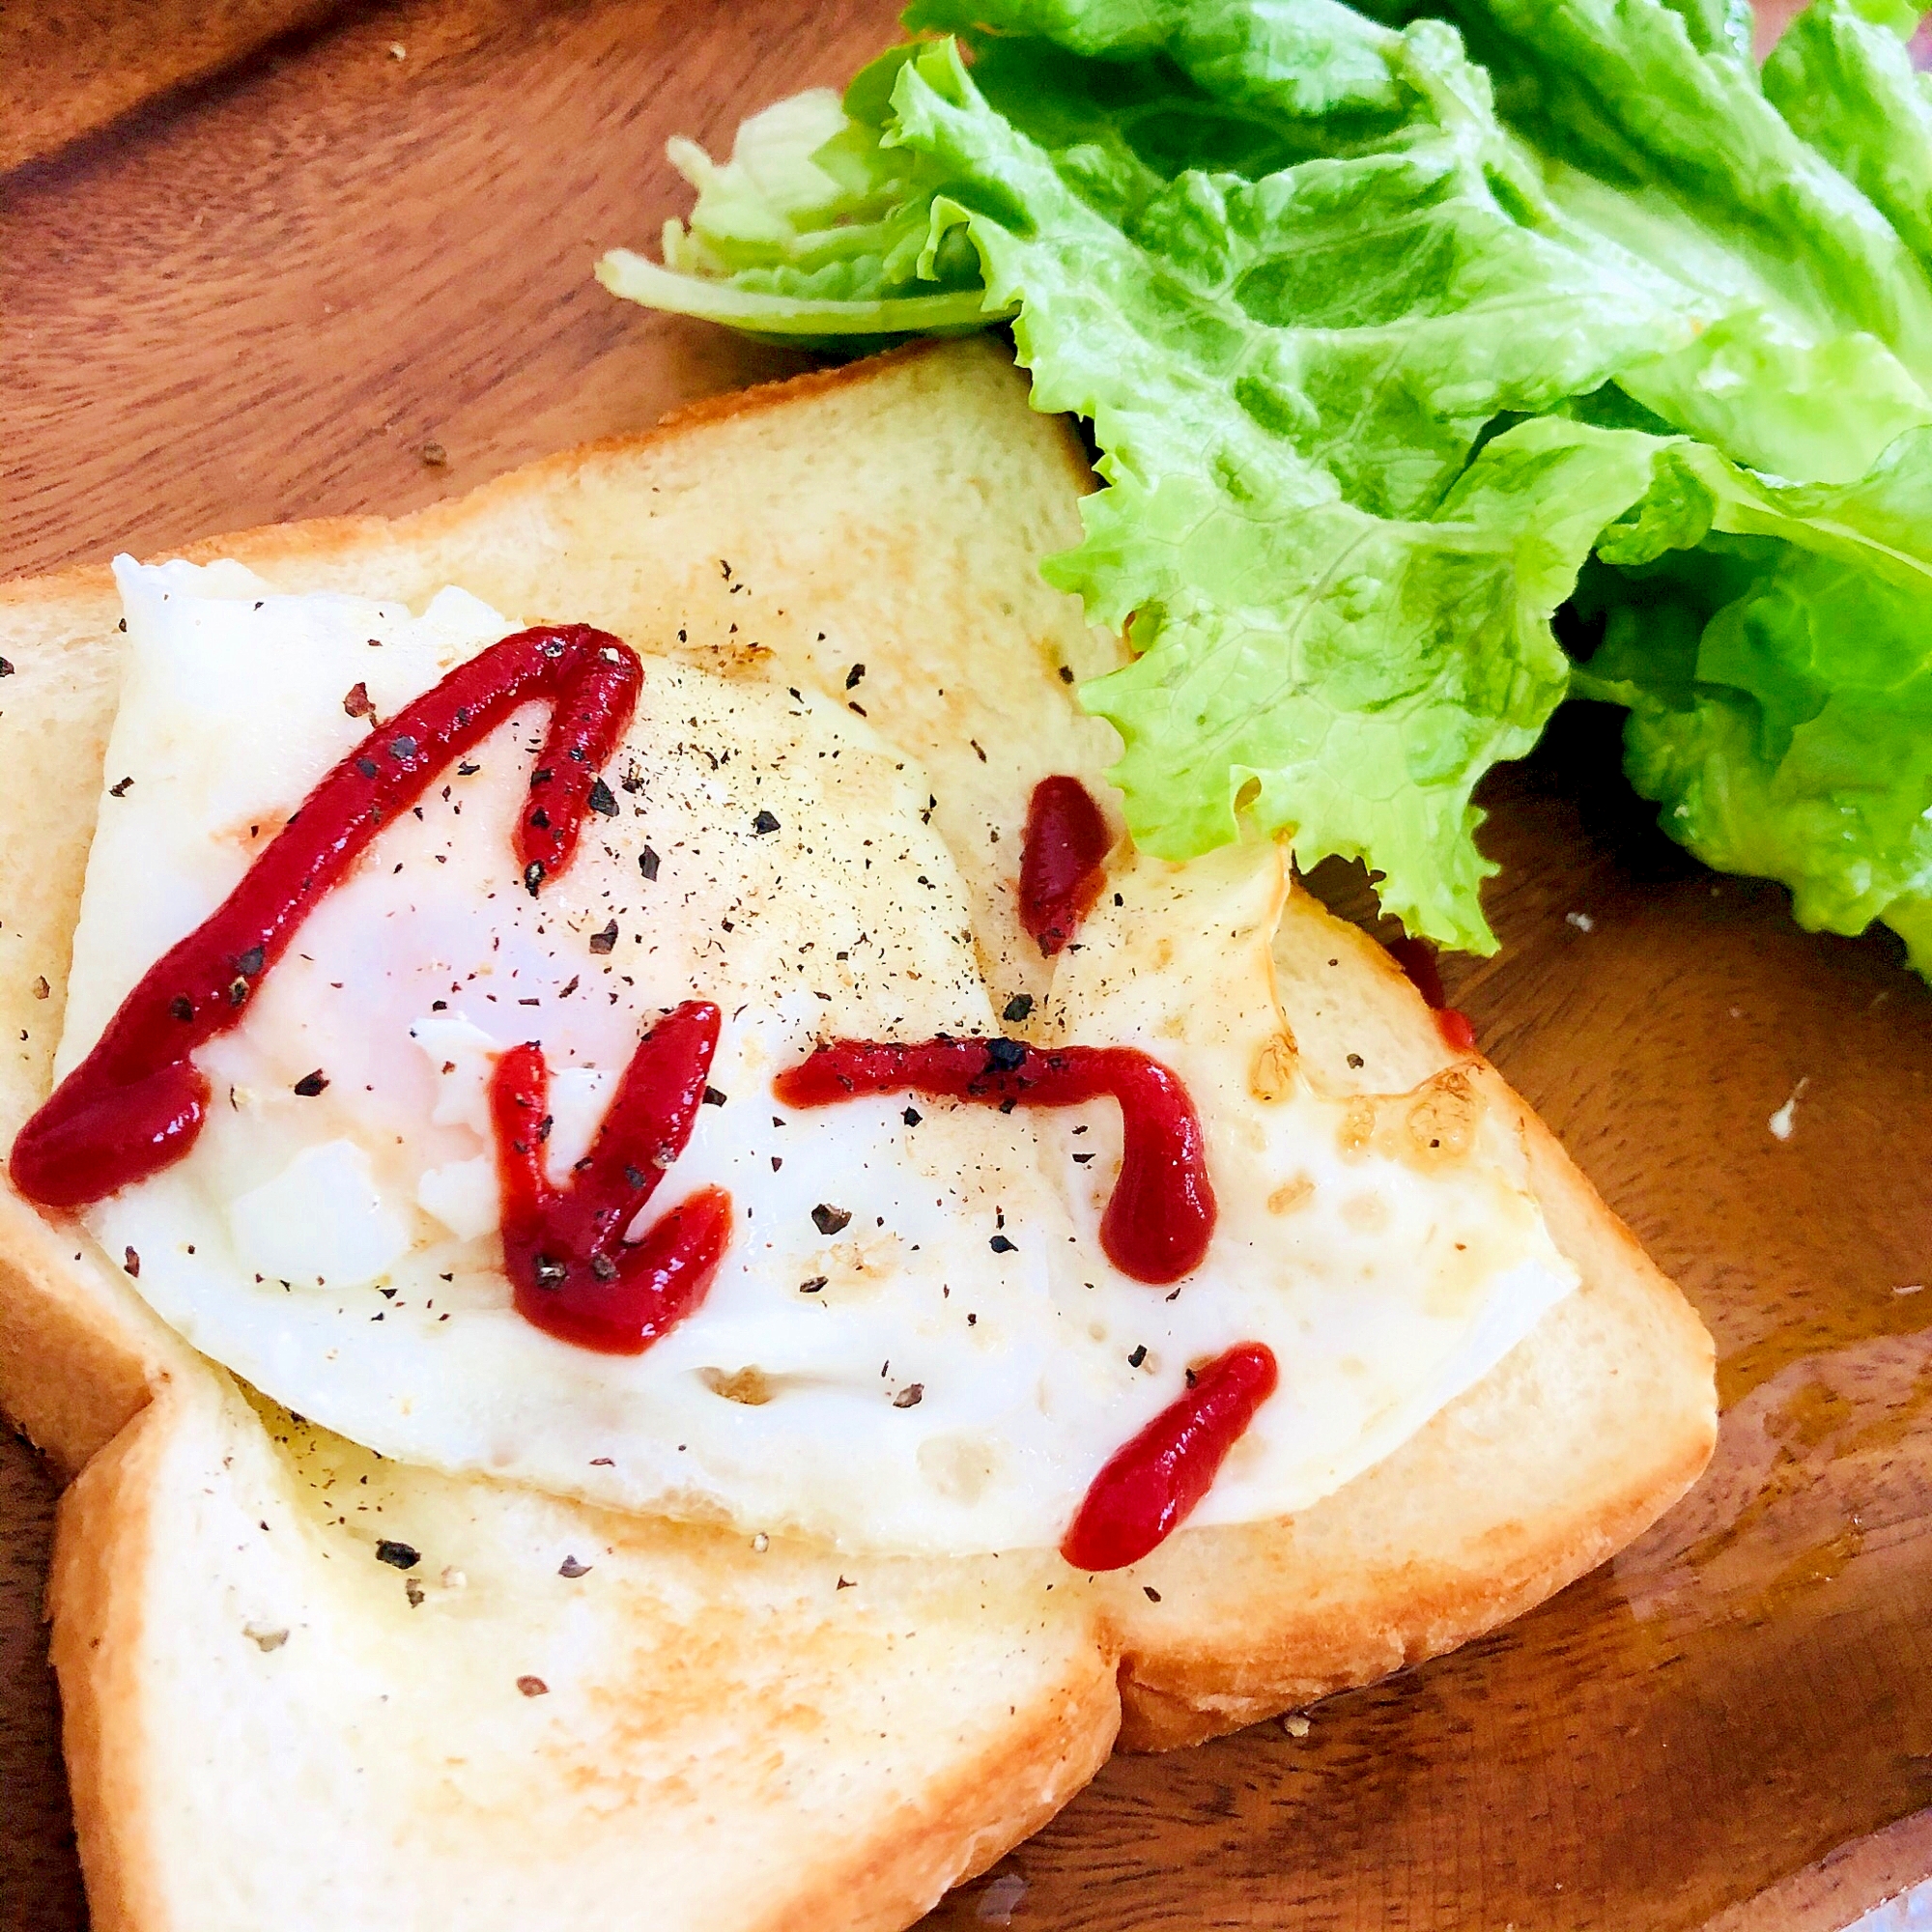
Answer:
[6,2,1932,1926]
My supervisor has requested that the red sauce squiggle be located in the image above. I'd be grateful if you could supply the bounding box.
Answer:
[773,1036,1214,1285]
[1061,1341,1278,1572]
[10,624,640,1210]
[491,1002,730,1354]
[1384,936,1479,1056]
[1019,775,1110,956]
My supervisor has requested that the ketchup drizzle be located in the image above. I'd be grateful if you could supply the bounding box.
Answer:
[773,1036,1215,1285]
[1061,1342,1277,1572]
[1384,936,1479,1056]
[491,1003,731,1354]
[1019,775,1110,956]
[11,624,639,1210]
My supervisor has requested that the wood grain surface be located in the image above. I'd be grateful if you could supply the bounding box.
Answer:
[7,3,1932,1928]
[0,0,353,175]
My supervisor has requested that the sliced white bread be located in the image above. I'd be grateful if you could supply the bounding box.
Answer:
[1,337,1716,1926]
[50,1361,1114,1932]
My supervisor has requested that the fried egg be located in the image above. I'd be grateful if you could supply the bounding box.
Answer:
[53,558,1577,1555]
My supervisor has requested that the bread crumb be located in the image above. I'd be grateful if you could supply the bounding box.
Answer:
[1282,1712,1311,1738]
[1769,1078,1809,1141]
[1565,911,1594,932]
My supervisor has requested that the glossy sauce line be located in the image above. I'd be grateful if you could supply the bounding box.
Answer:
[492,1004,731,1354]
[11,623,638,1209]
[1062,1342,1279,1571]
[1387,936,1480,1055]
[773,1034,1215,1285]
[1019,775,1110,956]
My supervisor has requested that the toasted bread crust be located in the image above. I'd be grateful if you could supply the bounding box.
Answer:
[45,1373,173,1932]
[47,1368,1122,1932]
[1103,1074,1716,1749]
[5,339,1716,1863]
[0,1199,164,1483]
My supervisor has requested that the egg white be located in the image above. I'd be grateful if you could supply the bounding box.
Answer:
[56,559,1577,1555]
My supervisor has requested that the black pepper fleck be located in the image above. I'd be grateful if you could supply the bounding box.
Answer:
[639,847,661,882]
[989,1235,1016,1254]
[811,1204,852,1236]
[589,921,620,954]
[1002,993,1035,1024]
[752,810,781,836]
[375,1540,420,1571]
[293,1069,329,1097]
[892,1383,924,1408]
[587,777,619,817]
[702,1086,727,1107]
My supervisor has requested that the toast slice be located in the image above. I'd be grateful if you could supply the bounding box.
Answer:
[2,336,1716,1924]
[49,1360,1115,1932]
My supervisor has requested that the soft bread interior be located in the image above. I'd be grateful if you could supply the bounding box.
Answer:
[2,339,1717,1928]
[49,1362,1117,1932]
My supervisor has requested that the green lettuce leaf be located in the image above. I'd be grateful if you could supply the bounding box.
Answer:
[1763,0,1932,272]
[596,76,995,343]
[883,29,1701,946]
[599,0,1932,971]
[1382,0,1932,482]
[1577,428,1932,969]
